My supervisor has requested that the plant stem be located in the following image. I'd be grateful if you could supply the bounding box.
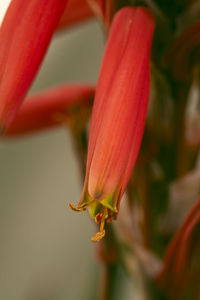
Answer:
[98,224,126,300]
[99,263,120,300]
[173,82,189,177]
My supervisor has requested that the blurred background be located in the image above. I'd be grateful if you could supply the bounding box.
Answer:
[0,20,134,300]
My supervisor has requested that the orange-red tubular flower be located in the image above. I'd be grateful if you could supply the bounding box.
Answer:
[69,7,155,241]
[3,84,95,137]
[0,0,68,131]
[58,0,93,30]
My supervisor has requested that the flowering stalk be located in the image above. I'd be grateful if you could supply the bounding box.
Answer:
[3,84,95,137]
[70,6,155,242]
[0,0,67,131]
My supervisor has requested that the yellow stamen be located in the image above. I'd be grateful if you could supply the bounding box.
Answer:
[91,207,108,242]
[100,214,106,232]
[68,202,86,212]
[91,229,105,242]
[95,212,104,223]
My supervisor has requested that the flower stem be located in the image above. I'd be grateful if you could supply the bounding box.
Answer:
[98,224,125,300]
[173,82,189,177]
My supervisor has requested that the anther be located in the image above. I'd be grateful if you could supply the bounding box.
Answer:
[69,202,86,212]
[91,229,106,242]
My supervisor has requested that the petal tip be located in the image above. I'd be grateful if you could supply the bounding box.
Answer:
[68,202,86,212]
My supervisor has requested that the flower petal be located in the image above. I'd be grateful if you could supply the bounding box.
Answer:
[0,0,67,130]
[87,7,155,201]
[70,6,155,241]
[4,84,95,137]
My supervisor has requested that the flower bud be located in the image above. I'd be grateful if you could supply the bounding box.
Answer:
[70,6,155,241]
[4,84,94,137]
[0,0,67,130]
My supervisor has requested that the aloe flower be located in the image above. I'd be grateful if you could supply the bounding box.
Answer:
[0,0,67,131]
[70,7,155,241]
[4,84,95,137]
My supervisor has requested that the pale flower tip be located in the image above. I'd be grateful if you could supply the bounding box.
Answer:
[91,229,106,242]
[68,202,86,212]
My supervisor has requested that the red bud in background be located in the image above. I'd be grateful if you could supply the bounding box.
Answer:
[0,0,67,131]
[4,84,95,137]
[158,197,200,297]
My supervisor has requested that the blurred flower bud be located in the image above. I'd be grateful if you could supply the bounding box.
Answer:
[158,197,200,297]
[0,0,67,130]
[4,84,95,137]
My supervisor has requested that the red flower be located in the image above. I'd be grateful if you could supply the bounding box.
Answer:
[70,6,155,241]
[4,84,95,137]
[0,0,67,131]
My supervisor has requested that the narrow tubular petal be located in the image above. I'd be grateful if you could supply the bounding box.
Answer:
[86,7,155,200]
[0,0,68,130]
[58,0,93,30]
[4,84,95,137]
